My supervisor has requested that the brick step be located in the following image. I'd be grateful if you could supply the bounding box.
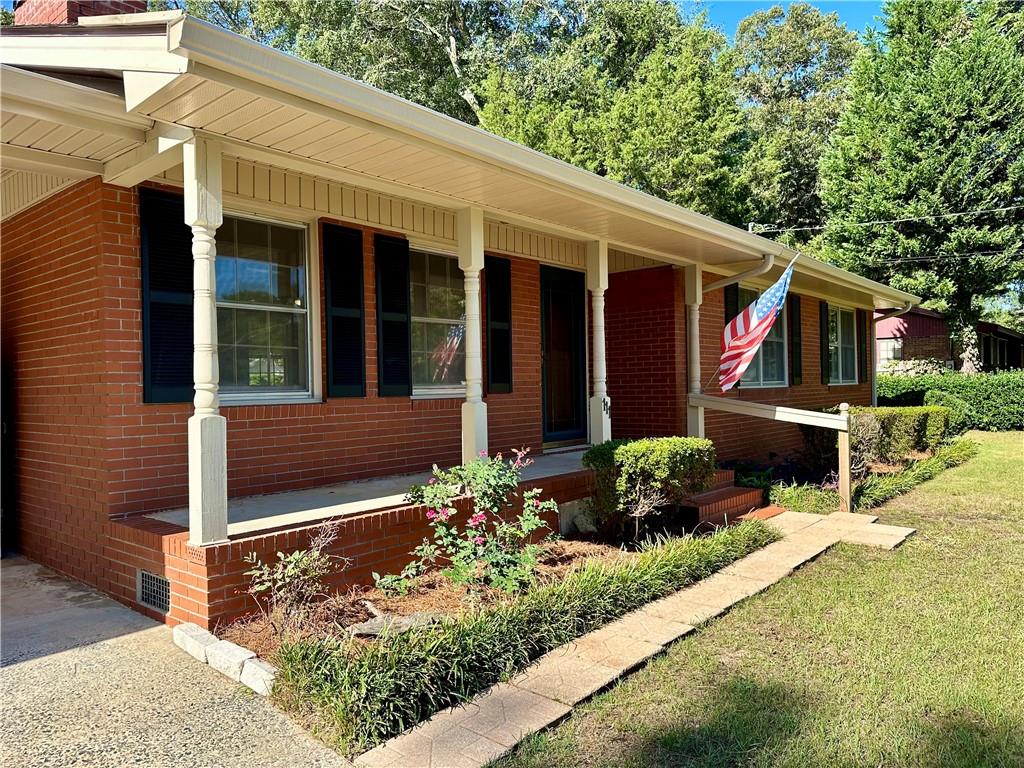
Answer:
[680,486,765,524]
[709,469,735,491]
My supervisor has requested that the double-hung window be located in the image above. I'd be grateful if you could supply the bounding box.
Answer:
[877,338,903,367]
[215,214,311,399]
[738,286,787,387]
[409,250,466,395]
[828,306,857,383]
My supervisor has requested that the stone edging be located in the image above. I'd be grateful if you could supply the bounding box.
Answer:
[354,511,915,768]
[172,624,278,696]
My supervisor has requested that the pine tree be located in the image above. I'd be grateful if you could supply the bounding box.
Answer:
[820,0,1024,371]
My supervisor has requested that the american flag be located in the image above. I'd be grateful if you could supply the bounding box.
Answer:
[719,260,796,392]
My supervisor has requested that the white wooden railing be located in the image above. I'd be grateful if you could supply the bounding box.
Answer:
[688,394,852,514]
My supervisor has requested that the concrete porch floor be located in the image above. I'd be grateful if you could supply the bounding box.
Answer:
[146,448,588,538]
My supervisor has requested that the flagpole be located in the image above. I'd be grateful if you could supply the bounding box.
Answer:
[704,364,722,392]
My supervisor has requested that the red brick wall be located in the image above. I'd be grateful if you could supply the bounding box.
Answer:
[13,0,146,25]
[697,274,872,463]
[484,255,544,456]
[604,265,872,463]
[0,179,113,585]
[606,266,686,438]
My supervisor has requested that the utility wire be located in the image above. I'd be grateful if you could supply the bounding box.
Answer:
[751,204,1024,235]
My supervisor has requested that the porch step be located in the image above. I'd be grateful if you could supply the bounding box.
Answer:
[709,469,735,491]
[681,486,764,524]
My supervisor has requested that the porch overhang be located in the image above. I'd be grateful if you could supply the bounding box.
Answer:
[0,10,918,311]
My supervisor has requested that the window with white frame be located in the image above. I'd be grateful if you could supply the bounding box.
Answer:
[877,337,903,367]
[738,286,788,387]
[828,305,857,383]
[215,214,310,397]
[410,250,466,394]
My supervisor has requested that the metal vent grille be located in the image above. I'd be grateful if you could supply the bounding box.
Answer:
[137,570,170,614]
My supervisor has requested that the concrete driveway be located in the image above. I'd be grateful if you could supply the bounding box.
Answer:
[1,557,351,768]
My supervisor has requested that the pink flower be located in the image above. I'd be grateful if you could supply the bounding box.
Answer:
[428,477,436,485]
[479,449,488,457]
[425,509,436,520]
[473,536,485,545]
[468,512,486,526]
[533,499,541,508]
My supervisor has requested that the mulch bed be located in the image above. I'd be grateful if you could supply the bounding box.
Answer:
[219,538,626,662]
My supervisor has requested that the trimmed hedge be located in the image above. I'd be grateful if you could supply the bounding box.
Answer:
[849,405,950,463]
[275,521,778,753]
[877,371,1024,431]
[582,437,716,537]
[923,390,970,436]
[769,438,979,515]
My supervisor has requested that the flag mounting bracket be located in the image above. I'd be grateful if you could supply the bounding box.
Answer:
[703,253,776,294]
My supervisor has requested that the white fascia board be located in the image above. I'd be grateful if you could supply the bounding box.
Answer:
[0,27,188,74]
[170,18,916,307]
[1,144,103,178]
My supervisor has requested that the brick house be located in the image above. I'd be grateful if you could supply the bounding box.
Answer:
[0,5,917,629]
[875,306,1024,371]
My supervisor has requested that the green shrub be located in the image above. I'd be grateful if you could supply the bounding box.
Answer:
[582,437,716,538]
[275,521,778,753]
[877,371,1024,431]
[581,439,631,536]
[769,481,842,515]
[849,405,950,462]
[923,390,970,435]
[614,437,716,509]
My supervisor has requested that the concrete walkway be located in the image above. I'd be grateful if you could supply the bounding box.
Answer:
[0,557,350,768]
[356,511,915,768]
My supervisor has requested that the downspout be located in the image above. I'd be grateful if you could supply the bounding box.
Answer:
[685,253,775,438]
[871,301,914,405]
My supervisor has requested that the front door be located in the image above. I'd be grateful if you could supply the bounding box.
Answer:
[540,266,586,444]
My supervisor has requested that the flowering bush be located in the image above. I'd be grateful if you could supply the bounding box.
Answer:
[374,449,556,594]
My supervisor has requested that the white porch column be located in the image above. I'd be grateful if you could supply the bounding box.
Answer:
[684,264,705,438]
[184,137,228,545]
[586,240,612,444]
[457,207,487,463]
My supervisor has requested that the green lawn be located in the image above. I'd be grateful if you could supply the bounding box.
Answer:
[497,431,1024,768]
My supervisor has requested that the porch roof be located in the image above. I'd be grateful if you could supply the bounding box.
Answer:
[0,11,918,310]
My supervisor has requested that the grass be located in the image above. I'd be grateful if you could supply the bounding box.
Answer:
[273,520,778,754]
[496,431,1024,768]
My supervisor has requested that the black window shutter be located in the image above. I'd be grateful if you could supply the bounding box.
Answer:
[140,188,193,404]
[324,224,365,397]
[724,283,740,322]
[857,308,869,384]
[374,234,411,396]
[485,255,512,394]
[820,300,831,385]
[788,294,802,385]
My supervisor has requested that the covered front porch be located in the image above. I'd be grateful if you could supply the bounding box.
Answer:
[147,447,590,539]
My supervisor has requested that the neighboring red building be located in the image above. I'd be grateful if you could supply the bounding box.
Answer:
[0,5,916,629]
[875,307,1024,371]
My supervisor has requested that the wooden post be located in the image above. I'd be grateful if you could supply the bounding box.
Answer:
[838,402,852,514]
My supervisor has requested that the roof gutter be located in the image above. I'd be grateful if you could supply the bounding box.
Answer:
[703,254,775,294]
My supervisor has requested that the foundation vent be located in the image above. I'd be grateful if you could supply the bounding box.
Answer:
[137,570,170,614]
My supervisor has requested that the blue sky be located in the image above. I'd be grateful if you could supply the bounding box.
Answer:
[687,1,886,39]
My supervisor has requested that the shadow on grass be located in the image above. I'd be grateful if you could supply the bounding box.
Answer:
[626,677,809,768]
[921,713,1024,768]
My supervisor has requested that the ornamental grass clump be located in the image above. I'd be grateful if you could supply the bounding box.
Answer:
[274,520,779,754]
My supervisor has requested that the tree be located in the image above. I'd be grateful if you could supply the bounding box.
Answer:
[820,0,1024,371]
[175,0,573,124]
[605,19,748,224]
[735,3,860,239]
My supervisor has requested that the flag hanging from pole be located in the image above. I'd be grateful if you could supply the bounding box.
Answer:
[719,259,796,392]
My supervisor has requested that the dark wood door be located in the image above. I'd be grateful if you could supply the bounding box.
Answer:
[540,266,586,443]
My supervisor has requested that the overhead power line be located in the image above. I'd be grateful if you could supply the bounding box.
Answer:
[750,204,1024,235]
